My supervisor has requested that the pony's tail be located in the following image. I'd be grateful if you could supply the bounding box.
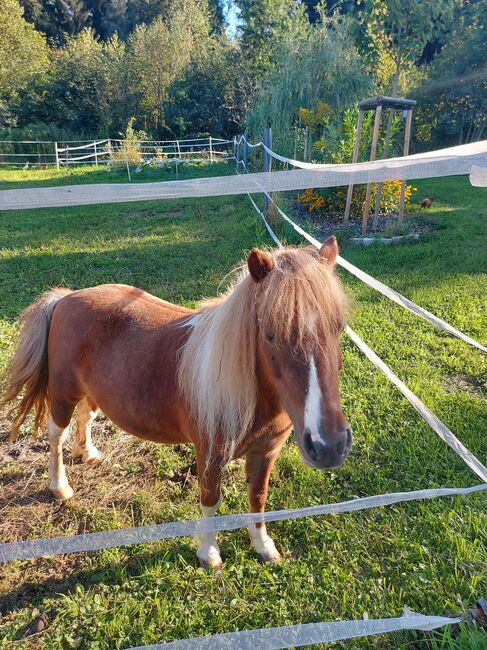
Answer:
[0,288,71,441]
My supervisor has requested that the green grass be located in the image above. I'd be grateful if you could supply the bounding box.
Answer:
[0,166,486,649]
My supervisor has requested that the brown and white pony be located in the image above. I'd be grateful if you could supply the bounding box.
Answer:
[1,237,351,570]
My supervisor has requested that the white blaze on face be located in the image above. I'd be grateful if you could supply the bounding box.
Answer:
[304,356,326,446]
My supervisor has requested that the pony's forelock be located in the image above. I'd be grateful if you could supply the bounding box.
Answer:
[177,247,348,463]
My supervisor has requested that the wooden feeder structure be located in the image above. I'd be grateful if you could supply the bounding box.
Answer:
[343,95,417,234]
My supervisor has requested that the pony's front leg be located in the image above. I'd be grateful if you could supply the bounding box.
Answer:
[246,450,281,563]
[195,459,223,572]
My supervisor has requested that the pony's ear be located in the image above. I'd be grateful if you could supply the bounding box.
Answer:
[248,248,275,282]
[319,236,338,267]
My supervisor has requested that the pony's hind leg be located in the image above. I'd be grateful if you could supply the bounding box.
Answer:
[47,414,74,501]
[72,397,102,464]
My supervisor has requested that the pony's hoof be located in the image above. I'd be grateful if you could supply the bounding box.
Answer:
[198,556,223,573]
[73,446,103,465]
[50,483,74,501]
[197,545,223,573]
[256,548,282,564]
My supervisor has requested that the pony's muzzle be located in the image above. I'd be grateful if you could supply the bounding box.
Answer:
[302,426,352,469]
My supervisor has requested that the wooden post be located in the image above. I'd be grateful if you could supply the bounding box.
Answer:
[372,108,395,229]
[209,136,213,163]
[54,142,59,170]
[398,109,413,221]
[361,105,383,235]
[343,109,364,224]
[263,127,272,213]
[94,141,99,167]
[303,126,309,161]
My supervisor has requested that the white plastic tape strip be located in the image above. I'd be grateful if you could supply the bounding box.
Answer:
[247,194,282,247]
[57,139,108,153]
[257,137,487,171]
[262,191,486,353]
[470,165,487,187]
[236,158,283,248]
[125,610,462,650]
[1,484,485,564]
[345,326,487,482]
[2,141,486,211]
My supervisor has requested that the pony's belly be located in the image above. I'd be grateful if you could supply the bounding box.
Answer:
[90,393,192,446]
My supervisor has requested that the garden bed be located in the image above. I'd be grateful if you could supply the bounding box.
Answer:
[294,201,436,243]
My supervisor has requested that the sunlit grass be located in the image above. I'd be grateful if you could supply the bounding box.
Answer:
[0,168,485,648]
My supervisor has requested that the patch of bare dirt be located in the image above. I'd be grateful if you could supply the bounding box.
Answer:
[443,373,486,399]
[120,208,185,219]
[0,412,202,609]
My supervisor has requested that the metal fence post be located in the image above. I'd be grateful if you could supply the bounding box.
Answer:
[54,142,59,170]
[263,127,272,214]
[94,141,99,167]
[243,133,248,171]
[209,136,213,163]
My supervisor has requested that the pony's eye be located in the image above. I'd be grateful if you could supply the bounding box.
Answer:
[265,332,275,343]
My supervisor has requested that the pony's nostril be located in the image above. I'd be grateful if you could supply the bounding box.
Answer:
[336,438,345,455]
[303,429,317,460]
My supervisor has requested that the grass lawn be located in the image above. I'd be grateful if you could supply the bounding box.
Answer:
[0,165,486,649]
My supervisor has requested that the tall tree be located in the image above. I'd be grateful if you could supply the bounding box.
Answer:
[357,0,455,95]
[246,16,370,153]
[125,0,210,133]
[0,0,50,127]
[235,0,308,75]
[415,1,487,145]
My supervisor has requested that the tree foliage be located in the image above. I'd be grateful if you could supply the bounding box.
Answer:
[0,0,484,150]
[246,16,371,153]
[415,1,487,146]
[356,0,455,94]
[0,0,50,126]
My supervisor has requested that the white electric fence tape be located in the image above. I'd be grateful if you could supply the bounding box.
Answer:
[124,610,463,650]
[1,141,486,210]
[470,166,487,187]
[239,161,487,353]
[1,484,486,563]
[345,326,487,482]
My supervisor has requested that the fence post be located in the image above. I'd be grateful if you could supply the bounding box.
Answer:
[344,109,363,224]
[263,127,272,214]
[361,105,383,235]
[233,136,237,161]
[94,141,99,167]
[55,142,59,170]
[243,133,249,171]
[209,136,213,163]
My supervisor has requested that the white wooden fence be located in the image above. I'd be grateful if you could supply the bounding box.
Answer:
[0,136,235,168]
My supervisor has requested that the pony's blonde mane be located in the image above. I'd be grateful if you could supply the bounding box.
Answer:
[177,246,348,462]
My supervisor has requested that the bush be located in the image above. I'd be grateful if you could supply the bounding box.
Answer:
[110,118,147,167]
[298,180,416,217]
